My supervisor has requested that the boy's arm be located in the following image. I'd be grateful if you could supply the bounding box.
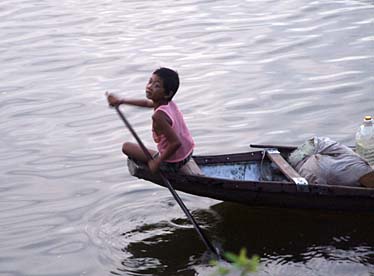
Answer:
[106,92,154,108]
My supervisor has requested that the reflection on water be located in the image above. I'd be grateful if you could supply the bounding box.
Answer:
[119,203,374,276]
[119,221,206,276]
[1,0,373,275]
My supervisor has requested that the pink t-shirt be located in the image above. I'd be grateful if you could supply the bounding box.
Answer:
[152,101,194,163]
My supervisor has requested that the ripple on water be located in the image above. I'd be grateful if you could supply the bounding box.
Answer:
[1,0,374,275]
[83,179,220,274]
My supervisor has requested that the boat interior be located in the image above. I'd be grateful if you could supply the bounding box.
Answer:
[198,158,289,182]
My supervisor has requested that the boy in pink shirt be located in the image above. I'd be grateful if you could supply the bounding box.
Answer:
[107,67,195,173]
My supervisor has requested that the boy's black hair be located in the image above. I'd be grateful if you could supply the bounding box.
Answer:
[153,67,179,101]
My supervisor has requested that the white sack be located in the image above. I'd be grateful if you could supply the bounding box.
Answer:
[289,137,373,187]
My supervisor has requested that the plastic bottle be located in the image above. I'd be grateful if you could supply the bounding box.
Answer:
[355,116,374,166]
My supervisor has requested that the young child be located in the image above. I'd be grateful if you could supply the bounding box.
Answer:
[107,67,195,173]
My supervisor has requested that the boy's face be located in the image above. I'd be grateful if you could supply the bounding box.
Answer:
[145,74,167,101]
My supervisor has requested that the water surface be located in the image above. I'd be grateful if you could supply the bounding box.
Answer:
[1,0,373,275]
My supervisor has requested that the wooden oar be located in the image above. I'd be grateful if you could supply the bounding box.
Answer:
[113,106,221,260]
[250,143,297,151]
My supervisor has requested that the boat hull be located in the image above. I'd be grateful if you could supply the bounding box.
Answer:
[128,149,374,212]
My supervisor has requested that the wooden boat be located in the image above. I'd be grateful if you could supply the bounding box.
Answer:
[127,144,374,212]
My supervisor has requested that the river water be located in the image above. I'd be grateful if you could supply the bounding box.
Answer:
[1,0,373,275]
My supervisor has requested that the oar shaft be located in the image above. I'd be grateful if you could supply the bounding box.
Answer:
[114,106,220,258]
[115,106,153,160]
[158,173,219,255]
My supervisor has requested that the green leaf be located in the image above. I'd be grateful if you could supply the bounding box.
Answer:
[224,252,239,263]
[209,260,218,266]
[217,266,230,275]
[210,248,260,276]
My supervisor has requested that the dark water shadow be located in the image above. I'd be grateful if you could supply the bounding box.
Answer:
[210,202,374,263]
[113,202,374,275]
[112,216,210,276]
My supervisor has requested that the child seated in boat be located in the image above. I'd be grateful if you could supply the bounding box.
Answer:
[106,67,195,174]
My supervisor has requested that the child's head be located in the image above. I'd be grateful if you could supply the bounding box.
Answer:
[153,67,179,101]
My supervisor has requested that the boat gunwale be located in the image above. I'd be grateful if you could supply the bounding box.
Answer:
[128,153,374,198]
[192,151,374,194]
[126,147,374,211]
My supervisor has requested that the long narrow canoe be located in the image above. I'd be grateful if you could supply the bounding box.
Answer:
[127,145,374,212]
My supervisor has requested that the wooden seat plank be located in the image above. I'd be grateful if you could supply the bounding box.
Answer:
[266,149,309,189]
[360,171,374,188]
[180,158,203,175]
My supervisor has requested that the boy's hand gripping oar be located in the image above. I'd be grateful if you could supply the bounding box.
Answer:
[113,105,222,260]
